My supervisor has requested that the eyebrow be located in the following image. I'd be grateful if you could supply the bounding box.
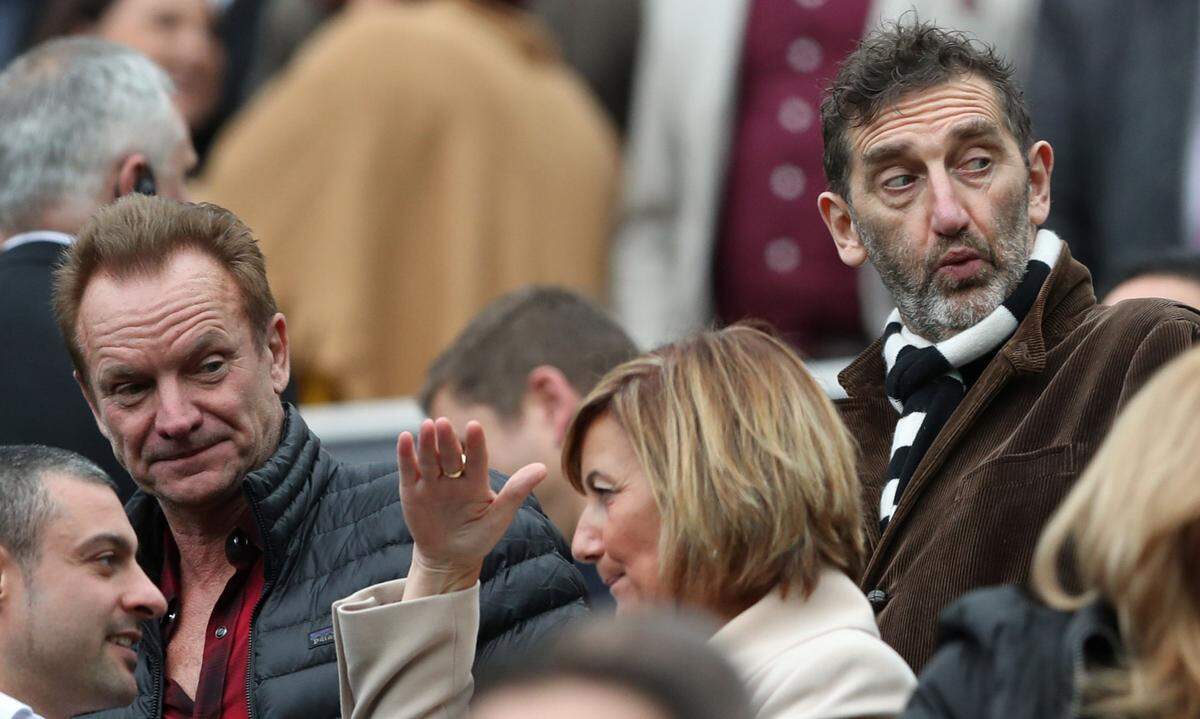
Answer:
[860,118,1007,170]
[75,531,136,557]
[182,329,232,361]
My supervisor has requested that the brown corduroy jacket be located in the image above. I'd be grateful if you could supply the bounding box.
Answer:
[837,244,1200,671]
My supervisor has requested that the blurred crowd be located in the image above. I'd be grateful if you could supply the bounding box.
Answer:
[3,2,1200,719]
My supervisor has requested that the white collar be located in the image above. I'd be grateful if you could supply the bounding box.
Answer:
[0,231,74,253]
[0,690,43,719]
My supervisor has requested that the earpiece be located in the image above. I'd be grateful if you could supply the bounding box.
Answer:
[133,165,157,196]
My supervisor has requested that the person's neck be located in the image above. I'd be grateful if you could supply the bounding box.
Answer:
[162,496,252,584]
[0,670,64,719]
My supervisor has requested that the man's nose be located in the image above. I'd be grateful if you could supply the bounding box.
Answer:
[928,168,970,238]
[571,505,604,564]
[154,380,202,438]
[125,565,168,620]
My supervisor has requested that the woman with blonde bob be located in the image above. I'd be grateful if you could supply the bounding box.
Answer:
[330,325,915,719]
[903,346,1200,718]
[563,325,916,718]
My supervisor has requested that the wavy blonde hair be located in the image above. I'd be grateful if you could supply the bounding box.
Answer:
[1033,346,1200,717]
[563,325,865,610]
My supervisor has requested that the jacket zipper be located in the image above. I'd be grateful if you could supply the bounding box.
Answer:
[149,650,163,718]
[243,491,276,719]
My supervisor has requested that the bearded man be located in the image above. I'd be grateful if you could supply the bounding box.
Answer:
[816,21,1200,671]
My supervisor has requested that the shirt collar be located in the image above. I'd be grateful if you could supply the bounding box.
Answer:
[0,231,74,253]
[0,690,43,719]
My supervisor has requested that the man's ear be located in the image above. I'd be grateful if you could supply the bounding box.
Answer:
[0,546,17,607]
[113,154,153,198]
[525,366,581,447]
[1026,140,1054,226]
[818,191,868,268]
[74,369,111,441]
[265,313,291,395]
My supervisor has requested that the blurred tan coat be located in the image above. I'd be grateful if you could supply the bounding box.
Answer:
[200,0,618,400]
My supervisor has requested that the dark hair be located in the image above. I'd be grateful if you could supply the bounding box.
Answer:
[821,19,1032,199]
[32,0,118,44]
[474,612,753,719]
[53,195,279,385]
[419,286,638,418]
[0,445,114,573]
[1105,251,1200,297]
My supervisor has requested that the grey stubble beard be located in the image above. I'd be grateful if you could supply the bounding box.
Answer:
[856,184,1033,342]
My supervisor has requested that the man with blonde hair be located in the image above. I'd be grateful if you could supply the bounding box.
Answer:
[54,195,585,719]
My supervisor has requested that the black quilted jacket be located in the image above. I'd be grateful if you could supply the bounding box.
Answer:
[86,405,588,719]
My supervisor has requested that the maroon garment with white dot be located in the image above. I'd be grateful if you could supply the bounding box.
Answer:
[714,0,870,356]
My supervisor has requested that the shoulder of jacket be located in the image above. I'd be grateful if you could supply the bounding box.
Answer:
[937,585,1070,651]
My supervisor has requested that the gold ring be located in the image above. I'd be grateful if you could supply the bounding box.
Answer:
[444,453,467,479]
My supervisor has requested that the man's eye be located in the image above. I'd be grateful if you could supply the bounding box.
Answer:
[200,360,224,374]
[882,174,915,190]
[113,383,147,398]
[94,554,118,571]
[962,157,991,172]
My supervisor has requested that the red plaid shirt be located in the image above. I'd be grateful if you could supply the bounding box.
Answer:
[160,523,265,719]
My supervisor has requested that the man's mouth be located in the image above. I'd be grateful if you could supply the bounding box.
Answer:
[935,248,986,283]
[108,630,141,651]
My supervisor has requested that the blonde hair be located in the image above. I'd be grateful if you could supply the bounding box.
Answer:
[1033,346,1200,718]
[563,325,865,610]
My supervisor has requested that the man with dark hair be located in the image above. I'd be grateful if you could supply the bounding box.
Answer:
[421,286,639,604]
[0,445,167,719]
[816,21,1200,670]
[1103,251,1200,308]
[53,195,586,718]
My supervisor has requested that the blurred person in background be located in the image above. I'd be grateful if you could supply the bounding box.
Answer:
[0,37,195,501]
[1103,251,1200,309]
[0,446,167,719]
[239,0,640,135]
[198,0,619,401]
[471,614,754,719]
[333,324,915,718]
[420,286,639,607]
[818,21,1200,671]
[564,326,916,717]
[1029,0,1198,288]
[32,0,226,148]
[612,0,1039,356]
[904,346,1200,718]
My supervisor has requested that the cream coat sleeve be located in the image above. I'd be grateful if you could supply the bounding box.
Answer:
[333,578,478,719]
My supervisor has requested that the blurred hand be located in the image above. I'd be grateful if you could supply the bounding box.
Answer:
[398,417,546,599]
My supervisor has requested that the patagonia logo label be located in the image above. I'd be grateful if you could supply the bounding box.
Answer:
[308,626,334,649]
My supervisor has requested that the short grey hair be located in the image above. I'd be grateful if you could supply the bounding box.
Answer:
[0,445,115,574]
[0,37,183,235]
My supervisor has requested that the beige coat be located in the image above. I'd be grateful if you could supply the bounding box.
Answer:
[200,0,619,400]
[333,578,477,719]
[710,569,916,719]
[334,569,915,719]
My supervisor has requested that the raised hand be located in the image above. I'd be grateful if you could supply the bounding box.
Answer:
[397,417,546,599]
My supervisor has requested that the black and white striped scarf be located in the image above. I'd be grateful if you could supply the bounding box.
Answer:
[878,230,1063,531]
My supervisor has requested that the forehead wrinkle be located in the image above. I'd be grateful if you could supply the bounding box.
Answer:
[852,78,1005,157]
[82,271,242,372]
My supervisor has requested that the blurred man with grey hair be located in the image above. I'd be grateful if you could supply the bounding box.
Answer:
[0,37,196,499]
[0,445,167,719]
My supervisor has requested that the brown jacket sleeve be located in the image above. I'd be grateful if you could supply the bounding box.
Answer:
[1117,311,1200,409]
